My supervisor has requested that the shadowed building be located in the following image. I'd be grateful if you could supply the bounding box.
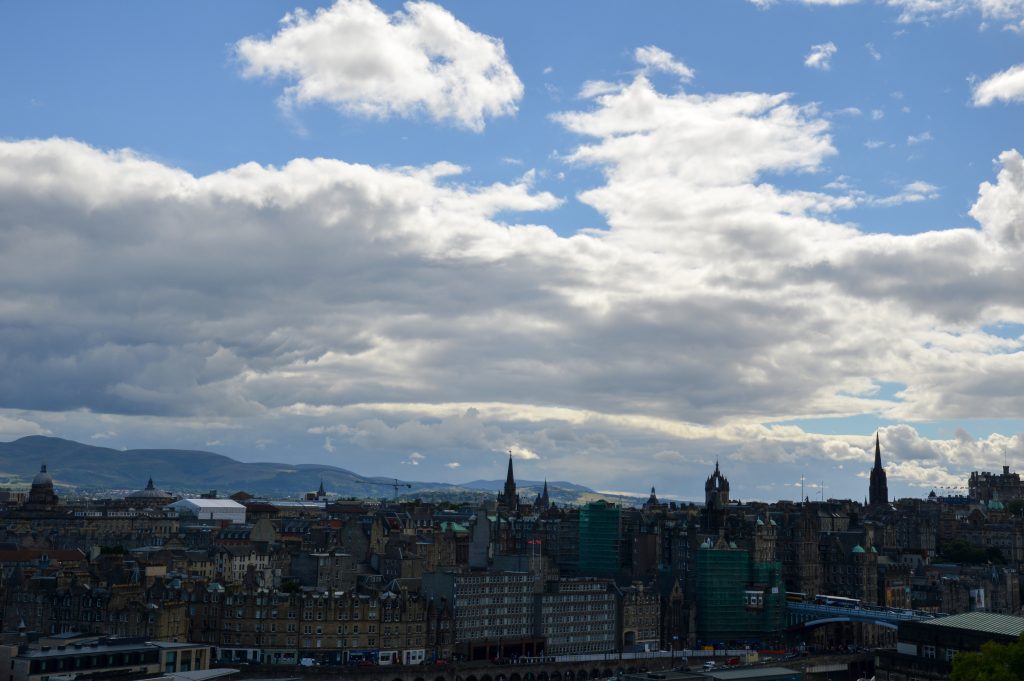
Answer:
[869,433,889,507]
[496,453,519,514]
[704,462,730,532]
[24,464,59,510]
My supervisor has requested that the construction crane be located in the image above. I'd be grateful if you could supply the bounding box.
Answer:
[356,478,412,500]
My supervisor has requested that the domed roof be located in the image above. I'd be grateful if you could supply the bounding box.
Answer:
[852,544,866,554]
[32,464,53,488]
[127,477,173,500]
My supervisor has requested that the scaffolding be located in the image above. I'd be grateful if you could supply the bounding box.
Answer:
[578,501,621,576]
[695,544,785,644]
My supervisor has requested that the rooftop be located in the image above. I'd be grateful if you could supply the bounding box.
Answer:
[924,611,1024,637]
[19,638,202,659]
[171,499,245,509]
[704,668,802,680]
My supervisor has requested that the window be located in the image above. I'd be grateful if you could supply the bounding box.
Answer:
[922,645,936,659]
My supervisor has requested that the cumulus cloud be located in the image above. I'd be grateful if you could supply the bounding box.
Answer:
[973,64,1024,106]
[634,45,695,81]
[235,0,523,131]
[805,42,838,70]
[971,149,1024,247]
[3,48,1024,499]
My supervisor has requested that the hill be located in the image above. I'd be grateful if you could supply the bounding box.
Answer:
[0,436,645,506]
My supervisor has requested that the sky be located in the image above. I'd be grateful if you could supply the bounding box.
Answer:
[1,0,1023,502]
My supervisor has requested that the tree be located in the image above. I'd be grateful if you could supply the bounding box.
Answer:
[951,633,1024,681]
[1007,498,1024,518]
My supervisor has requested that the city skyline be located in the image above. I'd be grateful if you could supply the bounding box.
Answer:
[0,1,1023,501]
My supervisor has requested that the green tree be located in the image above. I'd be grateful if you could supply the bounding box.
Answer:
[952,633,1024,681]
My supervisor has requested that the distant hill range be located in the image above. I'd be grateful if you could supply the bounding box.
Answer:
[0,436,646,507]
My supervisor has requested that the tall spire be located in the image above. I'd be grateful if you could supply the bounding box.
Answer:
[869,431,888,506]
[499,450,518,513]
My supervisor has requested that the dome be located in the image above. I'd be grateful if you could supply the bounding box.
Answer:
[852,544,866,554]
[32,464,53,487]
[127,477,174,501]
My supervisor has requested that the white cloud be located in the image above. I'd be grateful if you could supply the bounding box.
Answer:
[871,109,885,120]
[510,445,539,460]
[865,139,886,149]
[907,130,934,144]
[750,0,860,6]
[872,180,941,206]
[971,149,1024,247]
[653,450,687,463]
[402,451,425,465]
[634,45,695,81]
[3,54,1024,498]
[805,42,838,70]
[235,0,523,131]
[323,436,335,453]
[0,415,50,439]
[866,43,882,60]
[445,461,461,469]
[973,64,1024,106]
[753,0,1024,28]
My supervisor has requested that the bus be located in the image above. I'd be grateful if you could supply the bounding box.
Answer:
[813,594,861,608]
[785,592,807,603]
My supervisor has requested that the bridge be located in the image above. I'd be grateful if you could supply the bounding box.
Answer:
[223,653,683,681]
[786,601,942,631]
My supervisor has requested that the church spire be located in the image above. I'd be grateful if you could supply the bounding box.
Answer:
[499,450,518,513]
[505,451,515,488]
[869,431,888,506]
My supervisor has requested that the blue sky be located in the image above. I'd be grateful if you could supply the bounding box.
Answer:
[0,0,1022,502]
